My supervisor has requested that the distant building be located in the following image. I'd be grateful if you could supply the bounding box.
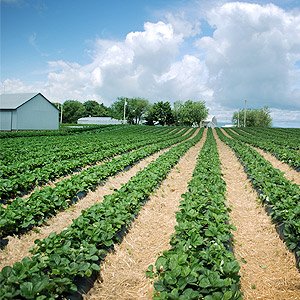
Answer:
[202,115,218,128]
[0,93,59,131]
[222,124,235,128]
[77,116,123,125]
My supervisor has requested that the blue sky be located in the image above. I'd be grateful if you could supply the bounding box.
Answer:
[1,0,300,126]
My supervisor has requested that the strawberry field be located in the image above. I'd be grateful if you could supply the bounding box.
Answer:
[0,126,299,299]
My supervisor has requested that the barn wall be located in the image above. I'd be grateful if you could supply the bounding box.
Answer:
[0,110,12,130]
[14,95,59,130]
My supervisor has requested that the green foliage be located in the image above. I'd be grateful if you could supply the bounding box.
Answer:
[0,127,194,237]
[0,129,203,299]
[175,100,208,126]
[227,128,300,170]
[232,107,272,127]
[83,100,109,117]
[62,100,85,123]
[216,128,300,270]
[127,97,150,124]
[146,101,174,125]
[150,129,242,299]
[110,97,149,124]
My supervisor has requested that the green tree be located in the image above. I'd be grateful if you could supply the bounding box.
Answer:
[173,101,183,124]
[83,100,109,117]
[177,100,208,126]
[232,107,272,127]
[146,101,174,125]
[110,97,149,124]
[127,97,149,124]
[62,100,85,123]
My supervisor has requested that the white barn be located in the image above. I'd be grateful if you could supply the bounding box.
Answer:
[77,116,123,125]
[0,93,59,131]
[202,115,218,128]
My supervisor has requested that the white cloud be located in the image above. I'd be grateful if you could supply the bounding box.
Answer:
[196,2,300,110]
[1,79,37,93]
[164,12,201,37]
[2,2,300,127]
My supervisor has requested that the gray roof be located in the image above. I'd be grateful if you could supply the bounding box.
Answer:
[0,93,39,109]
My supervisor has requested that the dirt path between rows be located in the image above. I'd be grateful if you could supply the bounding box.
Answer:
[252,147,300,185]
[8,129,188,203]
[224,129,300,185]
[85,129,207,300]
[0,129,196,270]
[213,130,300,299]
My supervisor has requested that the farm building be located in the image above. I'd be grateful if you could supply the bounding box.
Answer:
[77,116,123,125]
[202,115,218,128]
[0,93,59,131]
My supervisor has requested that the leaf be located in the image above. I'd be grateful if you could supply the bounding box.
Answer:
[20,282,34,299]
[146,265,155,279]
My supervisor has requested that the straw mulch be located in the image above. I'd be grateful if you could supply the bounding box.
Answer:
[214,130,300,300]
[84,130,207,300]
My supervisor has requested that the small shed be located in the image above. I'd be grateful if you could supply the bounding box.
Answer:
[77,116,123,125]
[0,93,59,131]
[202,115,218,128]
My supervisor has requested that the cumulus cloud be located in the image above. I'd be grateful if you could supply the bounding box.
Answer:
[1,79,37,93]
[2,21,210,105]
[2,1,300,126]
[196,2,300,110]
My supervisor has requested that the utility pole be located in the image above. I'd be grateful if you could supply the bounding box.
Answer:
[237,110,240,127]
[244,100,247,127]
[60,103,63,124]
[123,99,127,124]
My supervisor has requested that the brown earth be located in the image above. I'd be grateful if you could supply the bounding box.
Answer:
[251,147,300,185]
[224,129,300,185]
[213,129,300,300]
[84,129,207,300]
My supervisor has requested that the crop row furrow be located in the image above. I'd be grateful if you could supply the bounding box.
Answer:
[0,129,204,299]
[227,128,300,170]
[0,126,178,172]
[239,128,300,150]
[216,128,300,270]
[0,128,186,201]
[0,126,174,165]
[149,128,241,300]
[0,129,196,238]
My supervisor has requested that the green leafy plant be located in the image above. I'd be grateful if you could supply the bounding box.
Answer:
[150,129,242,299]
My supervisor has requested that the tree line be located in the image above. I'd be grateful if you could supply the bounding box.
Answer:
[232,106,272,127]
[56,98,209,126]
[55,98,272,127]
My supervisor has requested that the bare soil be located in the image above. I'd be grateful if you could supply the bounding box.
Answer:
[223,128,300,185]
[84,129,207,300]
[213,129,300,300]
[251,147,300,185]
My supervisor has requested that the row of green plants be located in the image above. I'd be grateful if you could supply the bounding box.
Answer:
[239,128,299,150]
[227,128,300,170]
[0,129,204,299]
[276,128,300,138]
[148,129,242,300]
[0,124,113,139]
[0,128,184,200]
[217,129,300,270]
[1,125,173,166]
[0,129,196,238]
[0,126,167,165]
